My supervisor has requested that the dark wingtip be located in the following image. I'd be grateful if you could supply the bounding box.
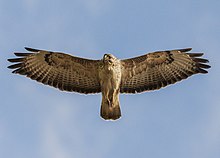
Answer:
[7,58,13,62]
[192,58,209,63]
[25,47,41,52]
[197,68,209,74]
[194,54,211,74]
[197,63,211,69]
[14,52,33,56]
[187,53,204,57]
[179,48,192,52]
[166,48,192,53]
[8,58,25,62]
[7,63,23,69]
[7,65,12,69]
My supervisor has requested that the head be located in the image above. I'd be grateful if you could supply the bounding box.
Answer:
[103,54,117,65]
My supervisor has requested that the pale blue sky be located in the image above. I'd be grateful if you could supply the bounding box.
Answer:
[1,0,219,158]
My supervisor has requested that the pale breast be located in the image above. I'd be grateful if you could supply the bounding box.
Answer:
[99,61,122,89]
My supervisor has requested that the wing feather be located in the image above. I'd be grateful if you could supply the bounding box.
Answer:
[120,48,210,93]
[8,47,101,94]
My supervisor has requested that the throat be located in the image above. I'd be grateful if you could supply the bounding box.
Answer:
[104,64,114,71]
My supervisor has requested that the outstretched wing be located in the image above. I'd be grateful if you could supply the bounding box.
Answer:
[8,47,102,94]
[120,48,210,93]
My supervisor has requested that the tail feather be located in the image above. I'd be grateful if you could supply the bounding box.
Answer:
[101,100,121,120]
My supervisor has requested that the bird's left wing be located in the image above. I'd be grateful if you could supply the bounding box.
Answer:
[8,47,102,94]
[120,48,210,93]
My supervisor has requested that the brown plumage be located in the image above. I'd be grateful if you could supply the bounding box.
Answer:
[120,48,210,93]
[8,47,210,120]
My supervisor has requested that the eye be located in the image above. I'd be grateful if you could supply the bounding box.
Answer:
[104,54,109,59]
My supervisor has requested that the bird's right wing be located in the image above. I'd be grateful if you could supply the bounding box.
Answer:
[8,47,102,94]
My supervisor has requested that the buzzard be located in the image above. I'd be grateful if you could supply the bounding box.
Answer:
[8,47,210,120]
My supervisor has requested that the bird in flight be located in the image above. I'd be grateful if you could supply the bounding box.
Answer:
[8,47,210,120]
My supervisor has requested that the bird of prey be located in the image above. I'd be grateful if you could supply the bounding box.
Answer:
[8,47,210,120]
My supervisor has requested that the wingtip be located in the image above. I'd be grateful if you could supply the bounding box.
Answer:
[24,47,40,52]
[8,58,25,62]
[180,48,192,52]
[166,48,192,53]
[14,52,33,56]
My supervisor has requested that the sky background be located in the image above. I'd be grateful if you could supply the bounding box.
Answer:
[1,0,220,158]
